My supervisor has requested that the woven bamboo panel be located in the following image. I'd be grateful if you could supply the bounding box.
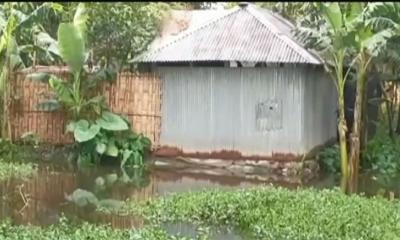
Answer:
[10,66,162,146]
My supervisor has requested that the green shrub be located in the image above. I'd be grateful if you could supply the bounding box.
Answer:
[70,114,151,168]
[364,133,400,178]
[120,187,400,240]
[318,144,341,173]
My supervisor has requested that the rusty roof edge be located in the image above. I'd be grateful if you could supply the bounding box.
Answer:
[246,5,322,65]
[131,7,242,63]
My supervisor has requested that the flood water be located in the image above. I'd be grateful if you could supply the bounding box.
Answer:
[0,157,398,238]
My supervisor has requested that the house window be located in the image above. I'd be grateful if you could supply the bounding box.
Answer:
[255,99,282,131]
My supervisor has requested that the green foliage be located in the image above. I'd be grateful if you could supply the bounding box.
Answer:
[27,3,113,119]
[318,144,341,173]
[20,131,40,147]
[0,3,64,67]
[74,128,151,168]
[27,4,152,168]
[0,216,193,240]
[364,133,400,178]
[0,160,36,181]
[84,2,170,71]
[57,23,85,74]
[0,138,42,163]
[67,119,100,143]
[0,138,37,180]
[121,187,400,240]
[66,112,151,168]
[95,112,129,131]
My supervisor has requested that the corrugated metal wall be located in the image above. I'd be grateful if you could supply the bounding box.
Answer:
[157,66,335,156]
[302,67,337,150]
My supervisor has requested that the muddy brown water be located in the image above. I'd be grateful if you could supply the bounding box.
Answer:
[0,158,398,239]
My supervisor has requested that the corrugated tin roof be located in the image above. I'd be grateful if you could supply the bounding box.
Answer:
[133,4,322,65]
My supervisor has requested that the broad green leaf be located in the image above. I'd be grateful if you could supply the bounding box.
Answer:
[9,53,24,70]
[347,2,363,22]
[105,141,119,157]
[121,149,132,168]
[96,111,129,131]
[96,142,106,154]
[35,31,60,57]
[321,3,343,31]
[73,3,88,39]
[132,151,143,166]
[73,120,100,142]
[49,77,75,105]
[57,23,85,74]
[27,72,52,83]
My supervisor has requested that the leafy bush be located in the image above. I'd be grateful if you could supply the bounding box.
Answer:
[68,112,151,167]
[364,133,400,178]
[120,187,400,240]
[317,144,341,173]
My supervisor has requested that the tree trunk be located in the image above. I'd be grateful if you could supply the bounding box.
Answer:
[349,56,367,177]
[381,82,394,139]
[338,91,349,177]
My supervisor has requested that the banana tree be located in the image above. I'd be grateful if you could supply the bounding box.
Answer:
[344,2,400,177]
[296,3,360,177]
[365,2,400,135]
[0,2,63,139]
[27,3,116,120]
[297,2,392,178]
[27,4,150,168]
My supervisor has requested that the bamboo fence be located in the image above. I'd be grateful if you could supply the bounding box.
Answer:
[10,66,162,146]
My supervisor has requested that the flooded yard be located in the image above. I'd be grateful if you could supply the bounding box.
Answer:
[0,157,398,234]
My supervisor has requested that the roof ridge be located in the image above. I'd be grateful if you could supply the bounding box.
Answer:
[134,7,241,62]
[245,6,321,64]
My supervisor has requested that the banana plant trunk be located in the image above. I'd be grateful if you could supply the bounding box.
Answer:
[349,53,368,177]
[338,91,349,177]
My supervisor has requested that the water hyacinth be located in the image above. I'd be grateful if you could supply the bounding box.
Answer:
[120,186,400,240]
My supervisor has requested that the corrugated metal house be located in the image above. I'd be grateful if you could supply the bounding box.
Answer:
[134,3,337,161]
